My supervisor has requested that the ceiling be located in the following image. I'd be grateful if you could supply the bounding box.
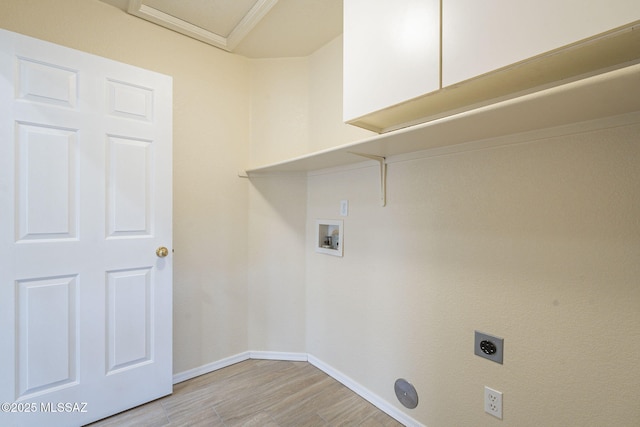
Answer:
[98,0,343,58]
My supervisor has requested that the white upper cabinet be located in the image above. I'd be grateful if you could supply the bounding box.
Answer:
[343,0,640,133]
[442,0,640,86]
[343,0,440,127]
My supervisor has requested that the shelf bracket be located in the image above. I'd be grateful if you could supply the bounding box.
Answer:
[348,152,387,207]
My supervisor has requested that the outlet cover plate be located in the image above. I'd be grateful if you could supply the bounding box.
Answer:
[340,199,349,216]
[474,331,504,364]
[484,386,503,419]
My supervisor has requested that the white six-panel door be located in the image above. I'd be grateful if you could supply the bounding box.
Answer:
[0,29,173,426]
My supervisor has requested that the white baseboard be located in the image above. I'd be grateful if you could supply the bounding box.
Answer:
[248,351,308,362]
[173,351,424,427]
[172,351,307,384]
[172,351,250,384]
[307,354,424,427]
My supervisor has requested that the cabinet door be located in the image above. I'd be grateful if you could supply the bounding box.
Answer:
[343,0,440,124]
[442,0,640,87]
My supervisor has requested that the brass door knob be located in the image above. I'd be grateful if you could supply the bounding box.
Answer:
[156,247,169,258]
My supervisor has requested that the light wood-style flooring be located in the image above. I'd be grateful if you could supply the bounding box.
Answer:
[87,359,404,426]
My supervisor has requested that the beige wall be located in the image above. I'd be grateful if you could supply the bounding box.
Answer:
[247,174,307,352]
[4,2,639,426]
[0,0,252,374]
[308,35,374,152]
[248,36,373,168]
[248,27,640,425]
[245,34,372,353]
[249,57,310,168]
[306,117,640,426]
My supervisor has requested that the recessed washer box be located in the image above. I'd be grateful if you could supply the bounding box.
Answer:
[315,219,343,257]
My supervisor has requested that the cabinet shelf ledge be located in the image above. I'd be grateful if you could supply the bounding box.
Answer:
[245,62,640,176]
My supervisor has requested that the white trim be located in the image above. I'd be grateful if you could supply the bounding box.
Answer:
[127,0,278,51]
[172,351,307,384]
[304,109,640,178]
[306,160,375,177]
[248,351,308,362]
[172,351,250,384]
[129,2,228,49]
[246,64,640,175]
[383,109,640,167]
[172,352,425,426]
[226,0,279,51]
[308,354,426,427]
[246,170,308,179]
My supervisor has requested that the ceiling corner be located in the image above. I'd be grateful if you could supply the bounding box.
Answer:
[126,0,278,52]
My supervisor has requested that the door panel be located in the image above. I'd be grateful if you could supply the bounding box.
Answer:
[107,136,152,237]
[16,57,78,108]
[17,275,78,398]
[16,123,78,241]
[106,79,153,121]
[0,29,172,427]
[106,267,153,373]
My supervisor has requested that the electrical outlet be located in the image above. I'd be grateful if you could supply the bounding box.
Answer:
[484,386,503,419]
[474,331,504,364]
